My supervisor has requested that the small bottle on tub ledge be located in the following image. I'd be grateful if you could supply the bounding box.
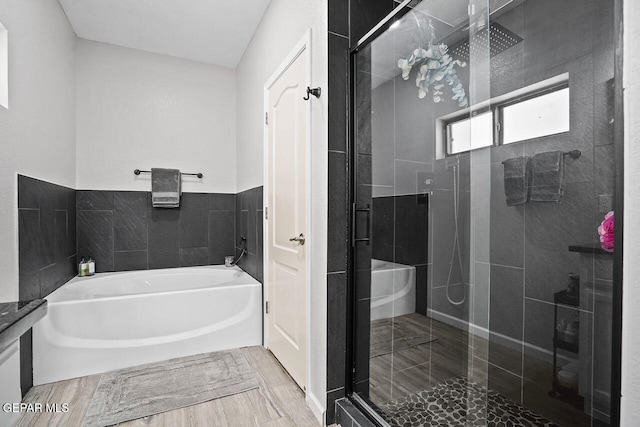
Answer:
[87,257,96,276]
[78,257,88,277]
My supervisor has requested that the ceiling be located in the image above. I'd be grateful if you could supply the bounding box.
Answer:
[57,0,272,68]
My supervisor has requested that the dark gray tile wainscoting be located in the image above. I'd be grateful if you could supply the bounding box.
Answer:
[18,175,77,301]
[326,0,396,423]
[18,175,77,396]
[235,186,264,283]
[76,190,237,273]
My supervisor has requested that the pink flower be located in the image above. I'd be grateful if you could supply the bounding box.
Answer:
[598,211,614,253]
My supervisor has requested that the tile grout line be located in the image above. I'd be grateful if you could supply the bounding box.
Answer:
[521,200,526,403]
[329,31,349,40]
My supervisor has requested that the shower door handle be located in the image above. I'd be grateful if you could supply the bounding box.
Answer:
[351,203,372,247]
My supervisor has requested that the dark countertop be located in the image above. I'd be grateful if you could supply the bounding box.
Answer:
[569,243,614,256]
[0,299,47,354]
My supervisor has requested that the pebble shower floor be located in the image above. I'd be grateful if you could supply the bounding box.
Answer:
[379,376,559,427]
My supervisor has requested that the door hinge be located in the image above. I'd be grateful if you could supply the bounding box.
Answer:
[265,301,269,314]
[265,207,268,220]
[265,112,269,125]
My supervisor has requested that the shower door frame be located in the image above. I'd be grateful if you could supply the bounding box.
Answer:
[343,1,626,426]
[611,1,624,425]
[345,1,429,425]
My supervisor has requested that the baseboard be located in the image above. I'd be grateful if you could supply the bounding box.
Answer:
[306,390,325,425]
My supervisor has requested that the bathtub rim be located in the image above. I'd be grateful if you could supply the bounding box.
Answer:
[45,265,260,305]
[371,258,415,272]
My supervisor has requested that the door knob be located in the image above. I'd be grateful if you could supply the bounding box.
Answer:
[289,233,306,245]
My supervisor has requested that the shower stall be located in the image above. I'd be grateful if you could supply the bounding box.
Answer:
[346,0,621,426]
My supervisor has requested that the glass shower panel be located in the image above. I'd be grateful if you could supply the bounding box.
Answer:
[351,1,617,426]
[352,1,492,424]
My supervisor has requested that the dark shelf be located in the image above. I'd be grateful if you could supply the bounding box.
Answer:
[569,243,613,256]
[551,289,583,409]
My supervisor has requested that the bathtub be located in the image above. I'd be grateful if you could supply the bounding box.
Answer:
[370,259,416,321]
[33,265,262,385]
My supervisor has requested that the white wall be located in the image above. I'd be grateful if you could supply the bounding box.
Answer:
[0,0,76,299]
[236,0,325,193]
[0,21,8,108]
[75,39,236,193]
[0,1,76,424]
[235,0,328,422]
[621,2,640,424]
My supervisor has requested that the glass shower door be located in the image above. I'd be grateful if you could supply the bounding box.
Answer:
[350,0,618,426]
[351,0,493,424]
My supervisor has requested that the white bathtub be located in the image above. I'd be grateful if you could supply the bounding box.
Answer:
[33,265,262,385]
[370,259,416,321]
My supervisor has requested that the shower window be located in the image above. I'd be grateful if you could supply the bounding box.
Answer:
[446,110,493,154]
[442,80,570,155]
[501,85,570,144]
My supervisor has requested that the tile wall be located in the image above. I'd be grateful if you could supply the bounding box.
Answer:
[75,190,237,272]
[17,175,77,395]
[18,175,77,300]
[235,186,264,283]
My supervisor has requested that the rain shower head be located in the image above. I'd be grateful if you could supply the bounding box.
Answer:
[448,22,523,61]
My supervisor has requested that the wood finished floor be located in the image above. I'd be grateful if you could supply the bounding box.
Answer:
[369,313,593,427]
[15,347,319,427]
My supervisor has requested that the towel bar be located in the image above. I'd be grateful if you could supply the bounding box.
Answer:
[134,169,203,178]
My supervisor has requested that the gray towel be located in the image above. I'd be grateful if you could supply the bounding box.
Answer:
[529,151,564,202]
[503,156,529,206]
[151,168,181,208]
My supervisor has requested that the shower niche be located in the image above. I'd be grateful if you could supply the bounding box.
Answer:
[348,0,620,426]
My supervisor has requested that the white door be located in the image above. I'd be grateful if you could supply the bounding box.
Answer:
[265,45,308,390]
